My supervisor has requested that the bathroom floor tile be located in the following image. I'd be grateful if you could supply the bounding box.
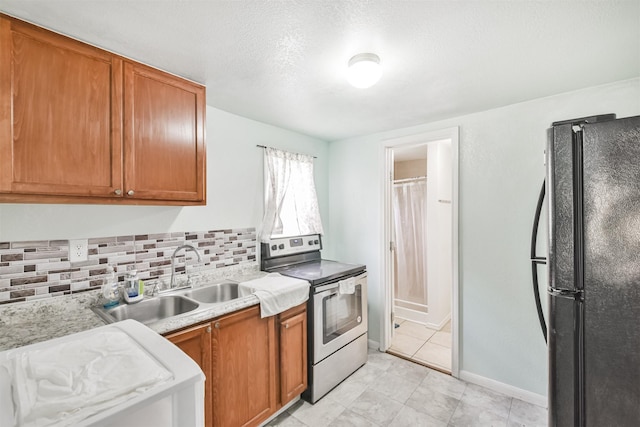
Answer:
[429,331,451,348]
[413,342,451,371]
[395,320,437,341]
[388,319,451,372]
[389,333,425,357]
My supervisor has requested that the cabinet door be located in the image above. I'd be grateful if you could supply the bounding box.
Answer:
[0,15,123,198]
[123,61,205,202]
[212,306,276,427]
[165,322,212,427]
[279,307,308,404]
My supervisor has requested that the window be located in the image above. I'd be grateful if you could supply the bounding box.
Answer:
[261,147,324,239]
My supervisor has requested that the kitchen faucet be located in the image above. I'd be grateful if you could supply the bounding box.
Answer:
[168,244,202,290]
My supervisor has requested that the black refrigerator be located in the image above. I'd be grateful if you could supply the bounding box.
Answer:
[545,114,640,426]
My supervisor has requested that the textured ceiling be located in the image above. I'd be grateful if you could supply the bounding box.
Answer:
[1,1,639,141]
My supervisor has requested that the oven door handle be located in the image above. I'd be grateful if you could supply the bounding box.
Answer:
[315,283,340,294]
[314,285,338,298]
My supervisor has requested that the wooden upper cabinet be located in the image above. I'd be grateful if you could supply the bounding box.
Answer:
[123,61,205,202]
[0,15,123,198]
[0,14,206,205]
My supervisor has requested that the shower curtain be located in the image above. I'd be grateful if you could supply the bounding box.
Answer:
[393,180,428,312]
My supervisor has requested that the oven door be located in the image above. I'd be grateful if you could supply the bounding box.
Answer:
[313,272,368,363]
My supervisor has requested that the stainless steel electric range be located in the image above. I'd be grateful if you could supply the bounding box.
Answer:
[261,234,368,403]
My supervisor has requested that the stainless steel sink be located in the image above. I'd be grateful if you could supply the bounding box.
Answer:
[182,281,239,304]
[93,295,199,325]
[92,279,243,326]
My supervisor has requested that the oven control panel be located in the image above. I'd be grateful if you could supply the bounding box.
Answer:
[261,234,322,258]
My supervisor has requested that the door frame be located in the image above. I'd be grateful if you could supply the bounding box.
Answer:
[379,126,460,377]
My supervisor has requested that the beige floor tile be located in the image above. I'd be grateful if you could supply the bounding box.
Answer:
[441,320,452,333]
[413,342,451,371]
[395,320,437,341]
[389,333,425,357]
[429,331,451,348]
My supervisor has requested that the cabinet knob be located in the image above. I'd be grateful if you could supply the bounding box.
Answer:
[114,189,122,195]
[285,323,289,329]
[214,322,220,329]
[206,326,212,333]
[127,190,135,196]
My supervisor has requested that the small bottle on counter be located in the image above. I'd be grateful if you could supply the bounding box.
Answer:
[101,265,120,308]
[123,270,144,304]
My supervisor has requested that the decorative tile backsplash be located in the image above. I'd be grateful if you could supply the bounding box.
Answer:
[0,227,257,305]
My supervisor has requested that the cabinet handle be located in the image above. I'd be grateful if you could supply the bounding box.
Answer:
[285,323,289,329]
[214,322,220,329]
[206,326,212,333]
[127,190,135,196]
[114,189,122,196]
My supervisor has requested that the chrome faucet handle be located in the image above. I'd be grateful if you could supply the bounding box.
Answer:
[148,282,159,297]
[169,244,203,289]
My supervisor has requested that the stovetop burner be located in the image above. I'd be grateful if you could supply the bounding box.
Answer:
[267,259,365,286]
[260,234,365,286]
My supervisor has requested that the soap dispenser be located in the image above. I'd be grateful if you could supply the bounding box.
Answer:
[101,265,119,308]
[123,270,144,304]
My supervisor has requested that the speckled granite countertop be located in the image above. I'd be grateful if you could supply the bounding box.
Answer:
[0,265,268,351]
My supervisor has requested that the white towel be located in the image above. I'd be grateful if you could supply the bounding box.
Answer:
[239,273,310,318]
[338,277,356,295]
[2,329,172,427]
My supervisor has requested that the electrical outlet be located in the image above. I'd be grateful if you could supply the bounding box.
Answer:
[69,239,88,262]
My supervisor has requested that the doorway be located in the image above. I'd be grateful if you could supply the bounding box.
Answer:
[380,127,459,377]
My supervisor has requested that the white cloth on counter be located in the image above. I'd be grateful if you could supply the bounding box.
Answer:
[1,329,173,427]
[239,273,310,318]
[338,277,357,295]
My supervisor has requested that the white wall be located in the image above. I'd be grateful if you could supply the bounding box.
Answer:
[0,106,329,242]
[325,78,640,396]
[426,140,452,328]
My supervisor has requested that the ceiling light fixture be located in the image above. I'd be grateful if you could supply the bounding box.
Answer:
[347,53,382,89]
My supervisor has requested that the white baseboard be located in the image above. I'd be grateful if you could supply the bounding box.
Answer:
[368,339,380,350]
[425,313,451,331]
[458,370,547,408]
[395,306,429,325]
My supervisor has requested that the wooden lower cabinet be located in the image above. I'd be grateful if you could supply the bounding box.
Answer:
[278,304,308,405]
[212,306,277,427]
[165,322,213,427]
[165,303,307,427]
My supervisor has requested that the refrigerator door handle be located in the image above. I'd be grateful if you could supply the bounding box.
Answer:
[548,287,584,300]
[530,180,548,343]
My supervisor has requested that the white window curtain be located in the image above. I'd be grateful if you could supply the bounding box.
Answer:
[261,147,324,239]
